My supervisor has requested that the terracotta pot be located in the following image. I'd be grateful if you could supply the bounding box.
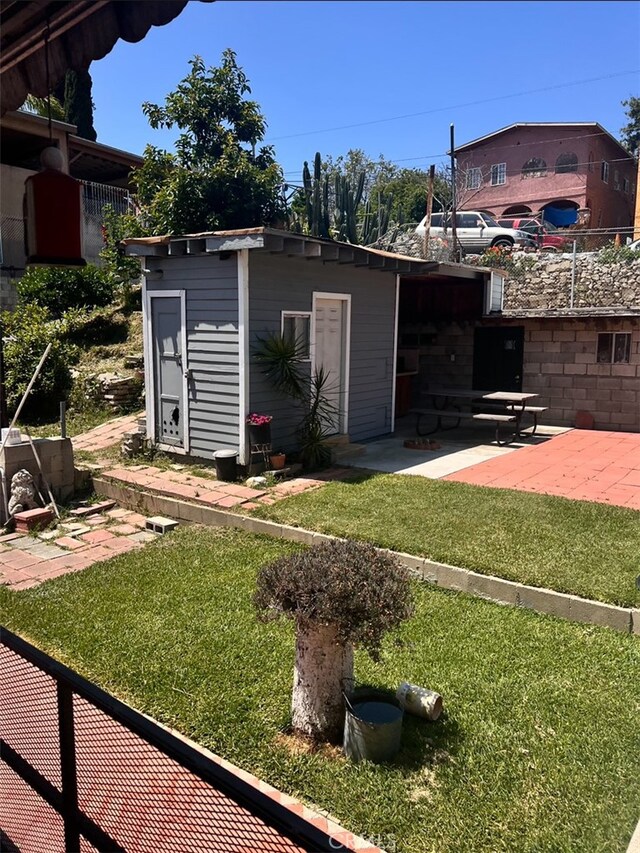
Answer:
[269,453,286,470]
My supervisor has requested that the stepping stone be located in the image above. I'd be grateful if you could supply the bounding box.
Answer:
[69,500,116,517]
[38,530,61,541]
[54,537,88,551]
[127,531,159,544]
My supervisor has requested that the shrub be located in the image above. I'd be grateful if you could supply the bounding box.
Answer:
[60,306,129,347]
[254,539,414,660]
[2,305,77,421]
[596,243,639,265]
[16,264,115,317]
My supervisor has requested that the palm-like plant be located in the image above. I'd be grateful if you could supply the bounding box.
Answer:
[253,332,338,470]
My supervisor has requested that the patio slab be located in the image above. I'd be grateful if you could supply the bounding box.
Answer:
[445,429,640,509]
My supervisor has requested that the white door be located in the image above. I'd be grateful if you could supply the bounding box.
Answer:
[314,297,348,434]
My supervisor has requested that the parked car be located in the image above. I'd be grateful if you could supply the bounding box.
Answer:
[415,211,537,254]
[497,216,570,253]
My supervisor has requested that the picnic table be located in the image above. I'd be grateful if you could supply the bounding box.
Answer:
[410,387,546,446]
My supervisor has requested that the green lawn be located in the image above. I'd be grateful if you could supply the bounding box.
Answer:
[250,472,640,607]
[2,526,638,853]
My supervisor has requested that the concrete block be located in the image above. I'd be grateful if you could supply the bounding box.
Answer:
[242,516,283,538]
[568,597,632,633]
[145,516,179,534]
[631,609,640,636]
[467,572,521,606]
[517,584,573,620]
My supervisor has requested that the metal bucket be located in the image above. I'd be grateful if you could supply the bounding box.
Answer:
[343,689,403,764]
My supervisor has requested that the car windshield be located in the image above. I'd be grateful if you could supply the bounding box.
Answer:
[542,220,558,232]
[480,213,499,227]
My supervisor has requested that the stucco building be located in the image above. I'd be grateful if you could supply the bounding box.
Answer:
[455,122,636,230]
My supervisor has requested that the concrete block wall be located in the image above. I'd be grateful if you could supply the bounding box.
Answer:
[509,317,640,430]
[399,318,639,431]
[1,437,74,522]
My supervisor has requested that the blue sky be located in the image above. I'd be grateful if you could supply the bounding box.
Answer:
[91,0,640,180]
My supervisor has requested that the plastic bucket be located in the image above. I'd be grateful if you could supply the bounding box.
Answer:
[343,692,403,764]
[213,449,238,482]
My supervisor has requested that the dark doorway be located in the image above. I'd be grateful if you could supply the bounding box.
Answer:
[473,327,524,391]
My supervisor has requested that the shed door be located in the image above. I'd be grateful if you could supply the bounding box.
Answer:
[314,297,349,434]
[150,293,187,448]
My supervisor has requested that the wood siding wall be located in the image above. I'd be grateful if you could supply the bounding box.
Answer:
[248,252,397,450]
[146,255,240,459]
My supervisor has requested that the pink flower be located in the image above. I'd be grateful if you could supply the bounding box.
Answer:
[246,413,273,426]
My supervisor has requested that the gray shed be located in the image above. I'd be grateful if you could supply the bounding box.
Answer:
[125,228,433,466]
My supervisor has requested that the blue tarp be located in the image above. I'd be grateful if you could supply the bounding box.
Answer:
[543,206,578,227]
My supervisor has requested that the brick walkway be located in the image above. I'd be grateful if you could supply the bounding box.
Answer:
[445,429,640,509]
[72,413,141,452]
[101,464,354,511]
[0,502,156,590]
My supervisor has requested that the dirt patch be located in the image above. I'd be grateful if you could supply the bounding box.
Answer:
[275,730,345,761]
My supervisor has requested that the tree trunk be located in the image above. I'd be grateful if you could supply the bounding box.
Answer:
[291,622,353,742]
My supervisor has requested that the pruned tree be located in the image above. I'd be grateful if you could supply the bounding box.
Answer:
[134,51,286,235]
[254,539,414,742]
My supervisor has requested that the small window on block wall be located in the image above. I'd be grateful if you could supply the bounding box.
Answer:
[597,332,631,364]
[282,311,311,359]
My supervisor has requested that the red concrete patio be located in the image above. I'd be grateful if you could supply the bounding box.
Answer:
[445,429,640,509]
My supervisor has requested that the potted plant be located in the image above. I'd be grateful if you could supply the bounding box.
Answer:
[246,412,272,447]
[269,450,286,470]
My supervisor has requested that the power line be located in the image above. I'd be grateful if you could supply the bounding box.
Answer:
[266,69,640,142]
[279,130,637,177]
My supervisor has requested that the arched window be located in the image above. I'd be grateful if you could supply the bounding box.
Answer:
[555,152,578,174]
[521,157,547,178]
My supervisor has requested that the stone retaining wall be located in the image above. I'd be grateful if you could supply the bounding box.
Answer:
[503,255,640,311]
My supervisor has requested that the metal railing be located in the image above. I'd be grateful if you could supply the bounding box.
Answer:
[1,627,351,852]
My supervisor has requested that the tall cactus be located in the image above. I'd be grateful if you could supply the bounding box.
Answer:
[297,152,395,246]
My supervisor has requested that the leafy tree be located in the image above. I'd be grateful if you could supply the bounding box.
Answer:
[620,96,640,156]
[134,51,286,234]
[21,94,65,121]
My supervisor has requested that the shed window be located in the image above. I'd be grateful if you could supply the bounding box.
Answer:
[601,161,609,183]
[491,163,506,186]
[282,312,311,359]
[597,332,631,364]
[555,152,578,174]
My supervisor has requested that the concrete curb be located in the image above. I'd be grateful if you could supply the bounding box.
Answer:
[93,476,640,636]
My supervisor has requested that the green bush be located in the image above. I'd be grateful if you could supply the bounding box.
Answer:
[16,264,115,317]
[596,243,639,265]
[2,305,77,421]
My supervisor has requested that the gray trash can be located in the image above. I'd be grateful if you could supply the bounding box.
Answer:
[343,688,403,764]
[213,449,238,482]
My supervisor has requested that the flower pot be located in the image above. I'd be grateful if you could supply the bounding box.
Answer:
[269,453,286,470]
[248,422,271,447]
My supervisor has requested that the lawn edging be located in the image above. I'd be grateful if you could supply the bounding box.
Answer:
[93,476,640,636]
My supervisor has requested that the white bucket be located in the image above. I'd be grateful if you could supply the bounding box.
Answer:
[396,682,443,721]
[1,428,22,447]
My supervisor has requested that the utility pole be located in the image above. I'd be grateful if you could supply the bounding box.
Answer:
[450,123,458,261]
[424,164,435,259]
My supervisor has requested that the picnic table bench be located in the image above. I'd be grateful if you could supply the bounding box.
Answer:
[410,388,547,446]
